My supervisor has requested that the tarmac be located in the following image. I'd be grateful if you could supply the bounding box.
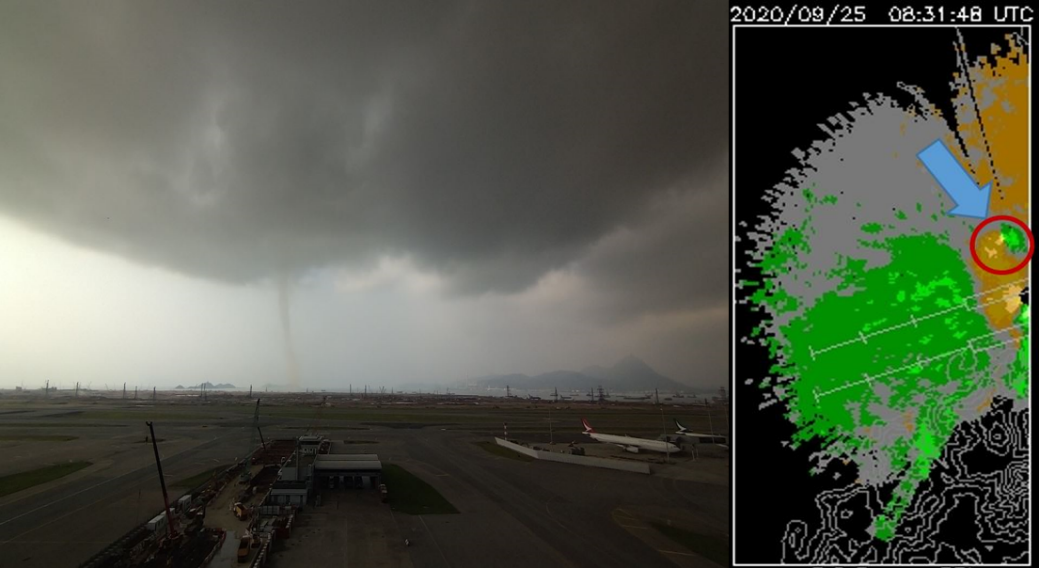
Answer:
[0,399,729,568]
[273,490,413,568]
[352,427,728,568]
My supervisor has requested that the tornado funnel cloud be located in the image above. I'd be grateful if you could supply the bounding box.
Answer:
[278,275,302,390]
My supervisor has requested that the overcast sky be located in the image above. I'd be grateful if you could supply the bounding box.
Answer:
[0,1,726,391]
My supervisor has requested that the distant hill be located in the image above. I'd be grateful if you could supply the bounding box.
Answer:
[176,382,237,390]
[466,356,688,392]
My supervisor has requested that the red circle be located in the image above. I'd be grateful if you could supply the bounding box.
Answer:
[969,215,1034,275]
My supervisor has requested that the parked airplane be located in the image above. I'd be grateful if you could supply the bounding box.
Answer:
[674,419,728,448]
[581,418,681,454]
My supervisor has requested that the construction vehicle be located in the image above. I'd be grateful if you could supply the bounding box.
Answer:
[237,535,251,563]
[231,501,250,521]
[185,503,206,520]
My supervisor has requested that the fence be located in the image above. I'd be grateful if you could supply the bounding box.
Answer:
[494,438,651,474]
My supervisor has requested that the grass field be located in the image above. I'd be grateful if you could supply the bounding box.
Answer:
[171,464,231,488]
[650,522,729,566]
[473,441,534,462]
[382,463,459,515]
[0,462,92,498]
[0,423,128,428]
[261,406,698,428]
[0,435,78,442]
[77,411,217,421]
[0,399,716,431]
[283,425,370,430]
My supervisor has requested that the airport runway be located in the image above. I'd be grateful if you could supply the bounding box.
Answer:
[372,427,727,568]
[0,401,727,568]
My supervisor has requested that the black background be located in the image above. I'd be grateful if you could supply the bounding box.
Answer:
[731,26,1029,564]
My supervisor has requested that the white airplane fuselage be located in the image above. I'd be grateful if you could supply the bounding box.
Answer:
[584,431,681,453]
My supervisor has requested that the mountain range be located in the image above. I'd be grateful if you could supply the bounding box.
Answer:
[464,355,692,392]
[174,382,237,390]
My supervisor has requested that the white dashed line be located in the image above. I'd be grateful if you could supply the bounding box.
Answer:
[808,279,1027,359]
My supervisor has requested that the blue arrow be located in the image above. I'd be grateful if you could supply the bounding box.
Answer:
[917,140,991,219]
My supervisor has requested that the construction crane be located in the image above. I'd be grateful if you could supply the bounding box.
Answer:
[240,399,261,482]
[146,421,177,539]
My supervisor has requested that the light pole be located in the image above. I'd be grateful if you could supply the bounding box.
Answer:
[706,398,714,437]
[660,404,669,464]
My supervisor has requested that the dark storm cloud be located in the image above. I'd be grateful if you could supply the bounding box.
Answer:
[0,1,726,307]
[576,161,728,321]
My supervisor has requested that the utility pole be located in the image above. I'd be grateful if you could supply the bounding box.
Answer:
[45,380,49,398]
[134,386,138,400]
[660,404,670,464]
[153,387,157,402]
[706,398,715,437]
[655,388,660,406]
[549,406,554,445]
[75,382,79,397]
[248,385,252,398]
[123,382,126,399]
[553,387,559,403]
[506,385,510,398]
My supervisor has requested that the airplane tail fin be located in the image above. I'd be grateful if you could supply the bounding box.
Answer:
[674,418,689,433]
[581,418,595,433]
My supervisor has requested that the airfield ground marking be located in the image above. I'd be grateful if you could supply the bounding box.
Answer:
[419,516,452,567]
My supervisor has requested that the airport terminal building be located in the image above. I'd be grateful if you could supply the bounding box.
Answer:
[313,453,383,489]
